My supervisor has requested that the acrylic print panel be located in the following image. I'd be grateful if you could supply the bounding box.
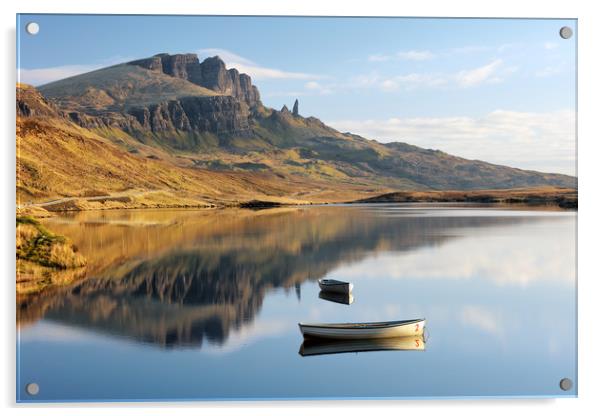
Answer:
[16,14,577,402]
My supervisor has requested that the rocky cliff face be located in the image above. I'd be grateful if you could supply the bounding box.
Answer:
[16,84,62,118]
[16,95,252,147]
[36,96,253,145]
[129,53,261,108]
[128,95,251,136]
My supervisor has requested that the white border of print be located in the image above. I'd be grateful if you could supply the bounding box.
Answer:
[2,1,600,416]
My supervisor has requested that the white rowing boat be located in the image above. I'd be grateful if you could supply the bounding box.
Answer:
[299,335,425,356]
[318,278,353,294]
[298,318,425,339]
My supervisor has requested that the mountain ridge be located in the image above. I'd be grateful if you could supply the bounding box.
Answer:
[25,52,576,196]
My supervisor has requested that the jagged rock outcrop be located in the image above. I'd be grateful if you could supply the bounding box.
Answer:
[158,53,200,79]
[292,99,299,116]
[66,111,109,129]
[128,95,251,135]
[128,53,261,108]
[16,84,62,118]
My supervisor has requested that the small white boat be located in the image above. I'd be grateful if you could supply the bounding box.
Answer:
[318,278,353,294]
[298,318,425,340]
[299,335,425,357]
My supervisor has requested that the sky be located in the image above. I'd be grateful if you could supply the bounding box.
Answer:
[17,15,576,175]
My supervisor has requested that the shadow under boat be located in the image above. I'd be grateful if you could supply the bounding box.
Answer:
[319,290,354,305]
[299,335,425,357]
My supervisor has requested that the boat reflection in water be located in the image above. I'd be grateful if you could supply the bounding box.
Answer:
[299,335,426,357]
[318,290,354,305]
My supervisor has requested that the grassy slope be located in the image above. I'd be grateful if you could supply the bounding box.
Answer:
[251,112,576,190]
[176,107,574,191]
[180,111,425,189]
[16,113,386,209]
[17,109,575,211]
[38,64,220,112]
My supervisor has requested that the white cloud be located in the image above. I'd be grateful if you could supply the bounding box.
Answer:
[544,42,559,50]
[397,50,436,61]
[535,65,563,78]
[328,109,576,175]
[379,79,399,91]
[348,60,513,92]
[305,81,321,90]
[351,72,381,87]
[263,90,307,98]
[378,73,449,91]
[369,50,435,62]
[446,45,491,55]
[264,80,334,98]
[497,43,522,53]
[370,42,535,64]
[456,59,503,87]
[303,81,333,95]
[356,60,511,92]
[19,65,99,86]
[229,54,517,99]
[368,54,392,62]
[18,56,134,86]
[197,48,321,80]
[266,58,514,98]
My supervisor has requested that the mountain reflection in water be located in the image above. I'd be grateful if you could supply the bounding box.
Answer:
[17,205,561,349]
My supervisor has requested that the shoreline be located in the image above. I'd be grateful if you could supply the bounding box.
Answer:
[348,188,577,210]
[16,189,578,218]
[16,216,87,295]
[17,186,577,217]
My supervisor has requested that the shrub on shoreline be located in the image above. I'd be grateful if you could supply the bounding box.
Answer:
[16,216,86,269]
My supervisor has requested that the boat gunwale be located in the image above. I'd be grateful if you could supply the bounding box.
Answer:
[318,279,350,286]
[298,318,425,329]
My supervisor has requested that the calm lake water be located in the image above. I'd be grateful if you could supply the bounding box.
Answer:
[17,204,577,401]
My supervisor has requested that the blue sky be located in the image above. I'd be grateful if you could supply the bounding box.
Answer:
[17,15,576,175]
